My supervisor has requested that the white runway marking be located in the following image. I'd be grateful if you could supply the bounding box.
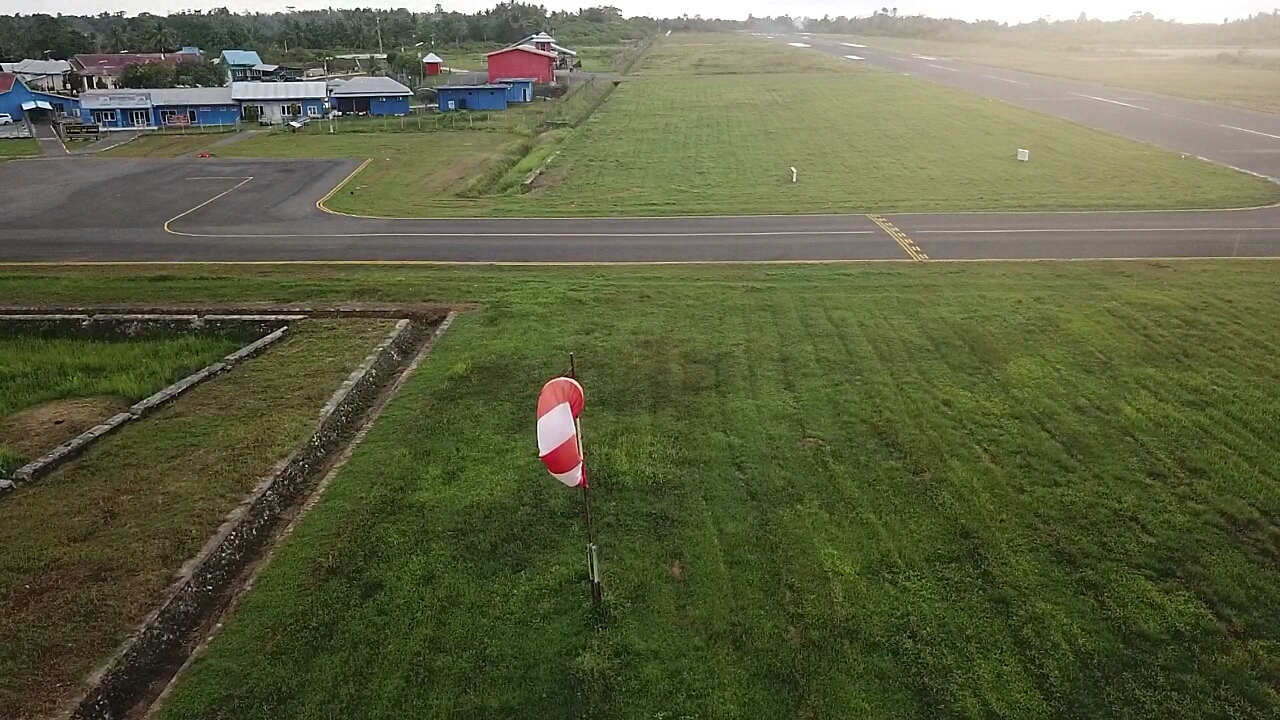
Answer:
[164,229,883,239]
[929,64,957,72]
[185,176,252,180]
[984,75,1028,85]
[788,42,811,48]
[163,177,254,233]
[1069,92,1149,110]
[912,54,937,60]
[1220,124,1280,140]
[841,42,866,48]
[844,55,865,61]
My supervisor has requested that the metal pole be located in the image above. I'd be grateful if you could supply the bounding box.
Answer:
[569,353,603,607]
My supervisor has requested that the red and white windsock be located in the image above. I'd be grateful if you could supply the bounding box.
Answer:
[537,377,586,487]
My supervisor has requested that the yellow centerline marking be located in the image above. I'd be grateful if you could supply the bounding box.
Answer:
[868,214,928,261]
[317,158,373,214]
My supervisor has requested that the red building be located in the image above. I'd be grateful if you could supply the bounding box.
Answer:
[485,45,557,85]
[423,52,443,76]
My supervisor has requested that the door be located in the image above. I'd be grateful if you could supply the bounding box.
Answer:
[130,109,150,127]
[187,110,198,123]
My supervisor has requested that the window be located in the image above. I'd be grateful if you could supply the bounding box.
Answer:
[91,109,116,124]
[282,103,302,118]
[306,105,321,118]
[188,110,198,122]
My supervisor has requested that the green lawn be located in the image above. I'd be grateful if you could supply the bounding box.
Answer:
[1,262,1278,719]
[101,131,234,158]
[840,35,1280,114]
[238,34,1275,217]
[0,138,41,158]
[0,319,394,720]
[0,336,238,474]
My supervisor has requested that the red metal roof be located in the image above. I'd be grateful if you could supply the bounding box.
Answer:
[0,73,15,93]
[72,52,199,75]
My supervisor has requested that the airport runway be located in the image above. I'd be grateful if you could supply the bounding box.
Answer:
[1,41,1279,264]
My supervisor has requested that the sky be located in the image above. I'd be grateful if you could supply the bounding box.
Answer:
[7,0,1279,26]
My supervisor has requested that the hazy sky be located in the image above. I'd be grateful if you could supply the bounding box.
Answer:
[8,0,1278,26]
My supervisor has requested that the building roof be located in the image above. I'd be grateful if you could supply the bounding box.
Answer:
[231,81,327,100]
[1,59,72,77]
[253,63,279,72]
[80,90,154,109]
[530,32,555,42]
[73,52,199,76]
[220,50,263,67]
[149,86,235,105]
[0,73,16,94]
[436,84,511,91]
[550,43,578,57]
[423,53,443,64]
[486,45,558,59]
[494,77,536,83]
[328,76,411,97]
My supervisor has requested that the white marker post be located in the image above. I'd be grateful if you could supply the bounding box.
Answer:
[791,166,798,183]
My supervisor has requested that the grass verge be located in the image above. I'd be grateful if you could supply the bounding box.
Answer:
[0,318,394,720]
[100,131,234,158]
[0,262,1276,718]
[0,138,42,158]
[0,336,238,473]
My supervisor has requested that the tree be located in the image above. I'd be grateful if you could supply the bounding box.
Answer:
[145,20,176,51]
[108,24,129,52]
[173,59,225,86]
[120,61,174,88]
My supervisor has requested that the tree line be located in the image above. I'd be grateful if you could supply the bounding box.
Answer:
[743,9,1280,47]
[0,3,657,63]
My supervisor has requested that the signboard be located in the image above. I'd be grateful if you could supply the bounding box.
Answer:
[62,124,100,138]
[80,92,151,109]
[164,114,191,126]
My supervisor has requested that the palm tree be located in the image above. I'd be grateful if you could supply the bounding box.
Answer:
[146,21,176,52]
[108,24,129,52]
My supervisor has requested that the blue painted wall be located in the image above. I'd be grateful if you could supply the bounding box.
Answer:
[496,79,533,103]
[81,104,152,128]
[156,104,241,128]
[0,79,78,121]
[435,87,508,112]
[368,95,411,116]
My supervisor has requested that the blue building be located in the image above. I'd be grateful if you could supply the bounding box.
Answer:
[328,76,412,116]
[494,78,534,103]
[435,84,509,112]
[219,49,264,82]
[0,72,77,122]
[80,87,237,129]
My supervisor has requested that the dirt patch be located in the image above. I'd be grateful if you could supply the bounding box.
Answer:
[669,559,685,580]
[0,397,128,456]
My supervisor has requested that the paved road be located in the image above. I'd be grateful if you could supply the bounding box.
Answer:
[1,46,1278,263]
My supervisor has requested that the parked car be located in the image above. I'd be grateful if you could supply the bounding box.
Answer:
[0,114,14,125]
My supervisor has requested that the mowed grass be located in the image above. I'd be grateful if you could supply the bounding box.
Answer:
[100,131,233,158]
[0,336,238,474]
[3,263,1276,718]
[269,34,1275,217]
[216,132,516,216]
[0,319,394,720]
[841,35,1280,113]
[0,138,41,158]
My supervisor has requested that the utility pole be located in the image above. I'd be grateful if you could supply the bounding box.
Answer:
[376,17,385,56]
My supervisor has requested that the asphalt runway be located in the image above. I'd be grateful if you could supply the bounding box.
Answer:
[1,42,1279,264]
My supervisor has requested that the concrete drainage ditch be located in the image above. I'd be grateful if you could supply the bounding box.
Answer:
[0,306,457,720]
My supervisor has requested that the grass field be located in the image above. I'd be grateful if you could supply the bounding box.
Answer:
[264,34,1276,217]
[841,35,1280,113]
[0,336,238,474]
[1,262,1278,718]
[0,319,394,720]
[0,138,41,158]
[101,131,234,158]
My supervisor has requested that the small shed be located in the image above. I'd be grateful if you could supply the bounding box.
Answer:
[423,53,444,76]
[494,78,534,103]
[328,76,412,116]
[486,45,557,85]
[435,84,509,112]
